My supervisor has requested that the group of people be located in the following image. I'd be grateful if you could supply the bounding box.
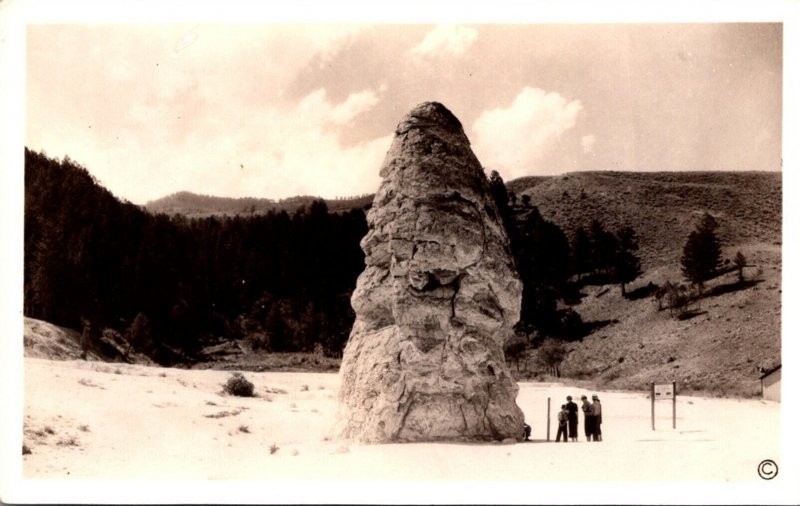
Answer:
[556,394,602,442]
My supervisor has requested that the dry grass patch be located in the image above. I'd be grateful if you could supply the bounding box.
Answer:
[78,377,104,389]
[204,409,242,419]
[57,436,80,447]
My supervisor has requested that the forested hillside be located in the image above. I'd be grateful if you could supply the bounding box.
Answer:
[24,149,366,364]
[24,150,614,364]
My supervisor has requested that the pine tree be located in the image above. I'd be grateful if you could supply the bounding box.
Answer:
[614,226,642,296]
[572,227,592,281]
[680,213,722,293]
[265,304,289,352]
[128,312,152,352]
[589,220,617,278]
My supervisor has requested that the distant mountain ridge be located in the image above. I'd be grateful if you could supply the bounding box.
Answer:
[146,191,373,217]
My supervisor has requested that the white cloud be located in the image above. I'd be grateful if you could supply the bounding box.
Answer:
[233,87,391,199]
[581,134,596,154]
[471,87,583,179]
[330,89,381,125]
[410,25,478,58]
[139,86,392,202]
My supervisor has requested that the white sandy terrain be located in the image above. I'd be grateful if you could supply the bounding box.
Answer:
[11,355,789,500]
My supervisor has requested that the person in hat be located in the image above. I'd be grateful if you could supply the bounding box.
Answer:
[566,395,579,442]
[591,394,603,441]
[581,395,594,442]
[555,404,569,442]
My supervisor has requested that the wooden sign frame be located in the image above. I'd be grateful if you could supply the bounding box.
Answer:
[651,381,677,430]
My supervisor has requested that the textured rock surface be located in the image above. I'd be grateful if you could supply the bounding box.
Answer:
[337,102,525,443]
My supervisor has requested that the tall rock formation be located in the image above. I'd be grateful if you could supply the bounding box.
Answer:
[337,102,525,443]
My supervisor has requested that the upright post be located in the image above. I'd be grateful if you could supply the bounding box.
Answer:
[651,382,655,431]
[672,381,677,429]
[547,397,551,442]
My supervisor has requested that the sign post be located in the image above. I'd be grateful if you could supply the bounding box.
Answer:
[651,382,677,430]
[650,383,655,431]
[672,381,677,429]
[546,397,551,442]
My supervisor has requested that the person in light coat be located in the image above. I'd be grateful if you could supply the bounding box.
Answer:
[591,394,603,441]
[555,404,569,442]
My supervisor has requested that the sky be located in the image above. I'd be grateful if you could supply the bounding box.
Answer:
[24,22,782,205]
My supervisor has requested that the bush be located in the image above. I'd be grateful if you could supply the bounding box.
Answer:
[655,280,695,319]
[223,372,255,397]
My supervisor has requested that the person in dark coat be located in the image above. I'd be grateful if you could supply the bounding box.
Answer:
[581,394,594,442]
[523,422,531,441]
[566,395,579,442]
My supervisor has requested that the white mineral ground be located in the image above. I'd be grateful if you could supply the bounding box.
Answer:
[15,357,785,499]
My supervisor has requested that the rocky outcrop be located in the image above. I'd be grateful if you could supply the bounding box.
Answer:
[337,102,525,443]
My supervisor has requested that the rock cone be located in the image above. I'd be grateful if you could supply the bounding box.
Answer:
[337,102,524,443]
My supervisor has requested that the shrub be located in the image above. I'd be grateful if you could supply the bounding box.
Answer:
[57,437,79,447]
[223,372,255,397]
[269,443,279,454]
[656,280,695,319]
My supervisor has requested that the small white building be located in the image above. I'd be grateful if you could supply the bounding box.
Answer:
[760,365,781,402]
